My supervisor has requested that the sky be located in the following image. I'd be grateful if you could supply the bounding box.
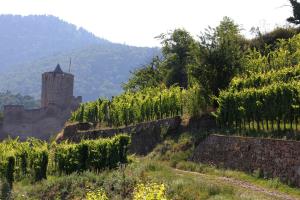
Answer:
[0,0,293,47]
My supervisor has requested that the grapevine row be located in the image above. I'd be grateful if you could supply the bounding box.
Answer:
[0,135,130,186]
[216,81,300,131]
[230,65,300,91]
[71,85,205,126]
[243,34,300,74]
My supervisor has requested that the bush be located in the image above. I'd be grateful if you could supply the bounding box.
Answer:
[5,156,15,187]
[133,183,168,200]
[32,150,48,181]
[86,189,108,200]
[55,134,131,174]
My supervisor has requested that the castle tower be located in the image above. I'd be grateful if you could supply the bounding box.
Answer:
[41,64,74,108]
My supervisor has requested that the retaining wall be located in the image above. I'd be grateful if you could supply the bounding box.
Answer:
[58,116,182,155]
[192,134,300,187]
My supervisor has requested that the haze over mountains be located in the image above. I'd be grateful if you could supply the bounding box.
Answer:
[0,15,160,101]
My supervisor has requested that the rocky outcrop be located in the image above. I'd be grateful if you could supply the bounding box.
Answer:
[192,134,300,187]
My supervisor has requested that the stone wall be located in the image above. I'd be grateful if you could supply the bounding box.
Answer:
[1,65,81,141]
[3,105,75,140]
[192,134,300,187]
[57,116,182,155]
[41,72,74,108]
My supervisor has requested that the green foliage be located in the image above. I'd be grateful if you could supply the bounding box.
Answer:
[71,86,205,126]
[216,81,300,131]
[287,0,300,25]
[215,34,300,135]
[5,156,15,187]
[54,134,131,174]
[0,135,130,188]
[230,65,300,91]
[249,27,300,54]
[158,28,200,88]
[124,29,199,91]
[123,56,163,91]
[1,180,11,200]
[32,150,48,181]
[192,17,245,98]
[0,138,48,184]
[243,34,300,74]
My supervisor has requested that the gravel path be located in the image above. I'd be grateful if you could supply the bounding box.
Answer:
[174,168,299,200]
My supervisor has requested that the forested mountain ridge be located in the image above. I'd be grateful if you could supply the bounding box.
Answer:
[0,15,107,70]
[0,15,160,101]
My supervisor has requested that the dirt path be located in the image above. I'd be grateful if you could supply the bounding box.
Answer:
[173,168,299,200]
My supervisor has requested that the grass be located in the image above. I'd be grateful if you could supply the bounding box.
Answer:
[148,130,300,199]
[9,157,283,200]
[6,129,300,199]
[173,161,300,198]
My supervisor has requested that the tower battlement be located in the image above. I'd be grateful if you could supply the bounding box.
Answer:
[41,64,74,108]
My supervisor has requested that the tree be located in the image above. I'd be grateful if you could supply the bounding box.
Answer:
[248,27,300,54]
[192,17,244,100]
[122,56,163,91]
[287,0,300,25]
[124,29,200,91]
[158,29,200,88]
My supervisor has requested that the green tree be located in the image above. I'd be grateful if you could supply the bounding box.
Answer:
[287,0,300,25]
[123,56,163,91]
[248,27,300,54]
[158,28,200,88]
[192,17,244,100]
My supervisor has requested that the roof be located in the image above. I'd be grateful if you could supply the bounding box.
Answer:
[53,64,63,74]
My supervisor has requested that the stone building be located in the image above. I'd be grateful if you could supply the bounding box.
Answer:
[0,64,81,140]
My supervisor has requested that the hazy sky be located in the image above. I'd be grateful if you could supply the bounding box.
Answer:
[0,0,293,47]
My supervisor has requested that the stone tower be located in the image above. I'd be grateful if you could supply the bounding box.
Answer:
[41,64,74,108]
[1,63,81,140]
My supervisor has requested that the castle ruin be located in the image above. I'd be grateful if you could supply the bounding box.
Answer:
[0,64,81,140]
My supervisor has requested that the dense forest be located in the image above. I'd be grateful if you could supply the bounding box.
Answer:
[0,15,159,101]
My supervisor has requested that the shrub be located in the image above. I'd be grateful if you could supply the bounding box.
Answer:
[5,156,15,187]
[55,135,131,174]
[32,150,48,181]
[86,189,108,200]
[133,183,168,200]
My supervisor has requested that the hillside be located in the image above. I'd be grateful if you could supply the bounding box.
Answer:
[0,15,160,101]
[0,91,39,111]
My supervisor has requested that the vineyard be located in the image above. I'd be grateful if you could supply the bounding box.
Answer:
[216,34,300,135]
[71,85,205,127]
[0,135,130,191]
[229,65,300,91]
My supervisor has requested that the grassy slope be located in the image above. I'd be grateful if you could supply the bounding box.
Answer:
[10,130,300,200]
[12,159,282,200]
[149,131,300,199]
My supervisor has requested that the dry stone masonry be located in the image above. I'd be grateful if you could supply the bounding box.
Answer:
[192,134,300,187]
[57,116,182,155]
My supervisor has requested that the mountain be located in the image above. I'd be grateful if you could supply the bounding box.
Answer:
[0,15,160,101]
